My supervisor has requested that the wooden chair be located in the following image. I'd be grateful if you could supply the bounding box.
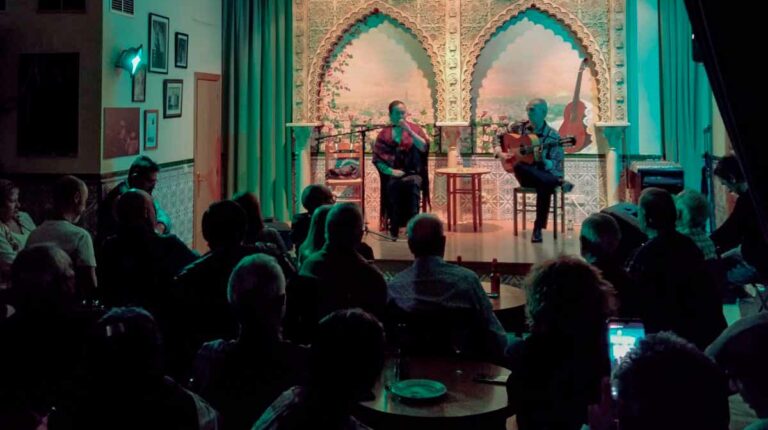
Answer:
[325,139,365,218]
[384,304,488,360]
[513,186,566,239]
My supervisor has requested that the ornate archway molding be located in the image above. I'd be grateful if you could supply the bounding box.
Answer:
[461,0,612,122]
[305,1,445,121]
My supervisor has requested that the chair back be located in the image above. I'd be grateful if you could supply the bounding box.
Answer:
[324,139,365,218]
[283,275,321,344]
[385,304,487,359]
[325,139,363,181]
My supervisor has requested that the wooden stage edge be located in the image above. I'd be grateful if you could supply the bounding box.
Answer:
[363,220,580,275]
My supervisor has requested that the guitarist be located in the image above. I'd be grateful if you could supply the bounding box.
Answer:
[494,98,574,243]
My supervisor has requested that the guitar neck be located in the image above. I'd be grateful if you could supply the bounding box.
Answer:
[529,139,571,149]
[571,60,588,105]
[570,73,584,108]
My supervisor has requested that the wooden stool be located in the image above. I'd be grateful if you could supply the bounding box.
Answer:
[513,186,566,239]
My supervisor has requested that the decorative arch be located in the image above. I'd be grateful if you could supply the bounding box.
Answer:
[306,0,444,121]
[462,0,611,122]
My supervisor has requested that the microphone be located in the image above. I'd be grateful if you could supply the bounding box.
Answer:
[493,145,503,159]
[356,124,388,133]
[513,120,534,133]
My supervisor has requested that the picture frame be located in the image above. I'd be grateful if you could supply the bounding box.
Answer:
[175,32,189,69]
[103,107,140,159]
[163,79,183,118]
[148,13,169,74]
[131,66,146,102]
[144,109,159,150]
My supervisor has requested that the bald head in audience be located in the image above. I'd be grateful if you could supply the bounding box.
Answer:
[407,214,446,258]
[115,189,157,232]
[53,175,88,223]
[580,213,621,264]
[228,254,286,337]
[325,203,363,249]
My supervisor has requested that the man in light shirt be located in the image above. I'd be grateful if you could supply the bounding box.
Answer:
[387,213,509,361]
[26,175,96,299]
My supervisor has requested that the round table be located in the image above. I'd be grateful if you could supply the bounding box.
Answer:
[356,356,511,429]
[480,281,526,312]
[481,281,528,335]
[435,167,491,232]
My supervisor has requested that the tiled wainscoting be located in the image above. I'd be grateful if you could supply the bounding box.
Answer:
[9,160,195,246]
[311,155,607,229]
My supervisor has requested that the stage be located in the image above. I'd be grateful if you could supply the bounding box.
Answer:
[363,220,580,277]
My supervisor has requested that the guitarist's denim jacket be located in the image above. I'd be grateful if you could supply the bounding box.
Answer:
[496,120,564,178]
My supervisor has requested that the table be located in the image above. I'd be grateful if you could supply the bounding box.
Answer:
[481,281,527,335]
[480,281,527,312]
[356,356,511,429]
[435,167,490,232]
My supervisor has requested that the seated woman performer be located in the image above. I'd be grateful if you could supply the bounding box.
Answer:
[373,100,429,239]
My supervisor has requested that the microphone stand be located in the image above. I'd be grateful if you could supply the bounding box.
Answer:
[364,224,397,242]
[317,124,397,242]
[315,124,389,143]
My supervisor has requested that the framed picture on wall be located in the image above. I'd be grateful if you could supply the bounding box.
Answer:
[163,79,183,118]
[132,66,146,102]
[148,13,169,73]
[103,107,140,159]
[175,32,189,68]
[144,109,159,150]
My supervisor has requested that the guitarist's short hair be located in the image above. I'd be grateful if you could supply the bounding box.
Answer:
[528,98,548,113]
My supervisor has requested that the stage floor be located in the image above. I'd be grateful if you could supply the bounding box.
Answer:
[363,220,580,265]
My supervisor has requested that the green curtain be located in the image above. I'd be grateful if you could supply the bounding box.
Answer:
[659,0,712,190]
[223,0,293,221]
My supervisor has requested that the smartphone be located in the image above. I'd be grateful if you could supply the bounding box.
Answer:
[473,373,508,386]
[607,318,645,372]
[608,318,645,399]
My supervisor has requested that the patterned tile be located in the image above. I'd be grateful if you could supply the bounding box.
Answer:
[152,164,195,245]
[103,162,195,246]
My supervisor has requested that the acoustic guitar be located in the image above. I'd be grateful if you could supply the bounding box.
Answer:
[498,133,576,173]
[559,58,592,153]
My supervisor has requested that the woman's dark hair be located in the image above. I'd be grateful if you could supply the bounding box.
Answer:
[233,191,265,236]
[202,200,247,248]
[298,204,332,265]
[0,179,18,204]
[388,100,405,114]
[713,154,745,184]
[524,256,616,338]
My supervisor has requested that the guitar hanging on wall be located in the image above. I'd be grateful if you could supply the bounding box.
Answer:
[559,58,592,153]
[498,133,576,173]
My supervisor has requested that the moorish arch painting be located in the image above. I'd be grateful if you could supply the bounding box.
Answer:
[472,9,600,154]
